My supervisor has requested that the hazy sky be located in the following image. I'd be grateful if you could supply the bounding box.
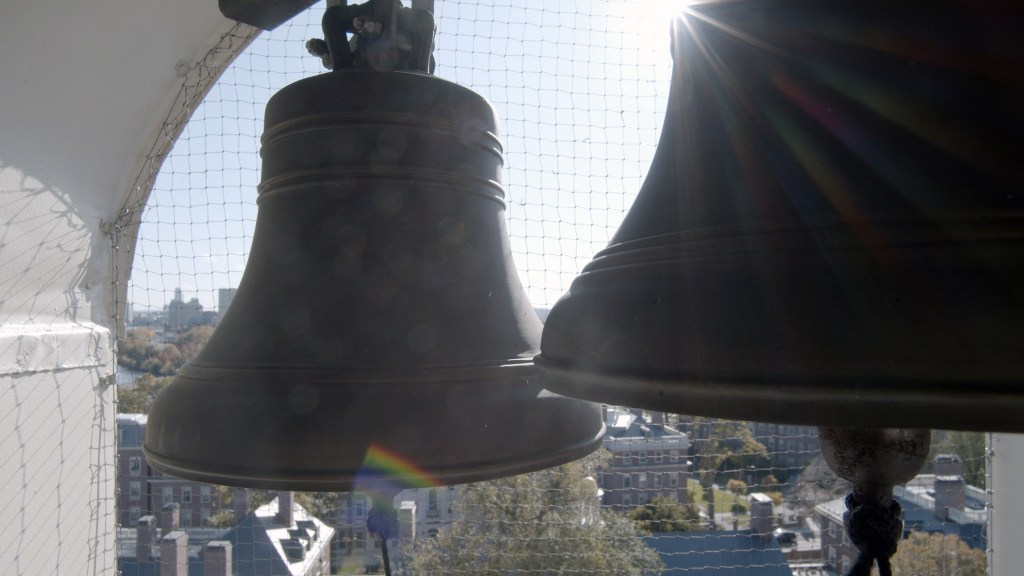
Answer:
[128,0,676,312]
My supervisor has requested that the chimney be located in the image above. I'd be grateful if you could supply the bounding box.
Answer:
[161,502,180,533]
[281,539,305,562]
[934,475,967,519]
[749,493,774,536]
[204,541,233,576]
[160,530,188,576]
[399,500,417,545]
[935,454,964,476]
[650,412,666,425]
[136,515,157,562]
[277,491,294,526]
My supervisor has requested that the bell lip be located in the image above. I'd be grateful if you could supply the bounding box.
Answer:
[534,354,1024,433]
[143,363,607,491]
[142,422,605,492]
[176,357,541,383]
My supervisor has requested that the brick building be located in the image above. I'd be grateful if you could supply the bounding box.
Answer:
[117,414,249,528]
[599,407,691,510]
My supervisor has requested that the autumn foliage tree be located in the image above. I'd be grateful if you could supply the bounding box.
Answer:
[891,531,986,576]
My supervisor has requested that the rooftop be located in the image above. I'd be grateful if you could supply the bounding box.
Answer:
[645,530,794,576]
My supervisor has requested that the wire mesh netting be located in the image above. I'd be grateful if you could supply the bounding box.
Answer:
[113,2,993,575]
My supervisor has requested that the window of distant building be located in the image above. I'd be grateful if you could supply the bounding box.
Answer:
[201,508,211,524]
[622,494,631,506]
[828,546,837,568]
[638,474,647,489]
[163,486,173,504]
[654,474,663,489]
[428,488,439,517]
[354,529,366,549]
[623,474,632,489]
[182,486,192,503]
[639,451,647,464]
[828,521,837,539]
[129,456,142,476]
[621,451,631,465]
[669,472,678,487]
[669,450,679,463]
[129,506,141,523]
[129,481,141,501]
[654,451,663,464]
[181,512,192,528]
[354,496,366,518]
[201,486,211,503]
[842,555,851,574]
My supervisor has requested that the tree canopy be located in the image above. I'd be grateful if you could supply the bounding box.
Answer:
[403,452,664,575]
[116,373,173,414]
[629,495,702,533]
[891,531,986,576]
[117,325,214,376]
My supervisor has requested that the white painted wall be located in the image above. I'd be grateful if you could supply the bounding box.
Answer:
[0,1,244,573]
[990,434,1024,576]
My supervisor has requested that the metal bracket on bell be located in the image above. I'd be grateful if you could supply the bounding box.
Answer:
[306,0,436,73]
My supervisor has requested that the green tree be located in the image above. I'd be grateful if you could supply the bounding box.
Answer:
[116,373,173,414]
[295,492,337,520]
[687,418,767,526]
[891,531,986,576]
[726,479,747,498]
[404,452,663,575]
[206,485,245,528]
[629,495,702,533]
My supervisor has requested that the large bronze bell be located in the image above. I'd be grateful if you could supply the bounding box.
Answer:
[537,1,1024,432]
[144,69,604,491]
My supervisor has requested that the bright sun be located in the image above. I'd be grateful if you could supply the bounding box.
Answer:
[604,1,691,53]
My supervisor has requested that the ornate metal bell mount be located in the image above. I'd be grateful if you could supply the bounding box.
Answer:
[537,1,1024,432]
[144,69,604,491]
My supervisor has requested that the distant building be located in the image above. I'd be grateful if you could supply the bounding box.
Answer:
[330,492,385,574]
[329,489,426,574]
[816,455,987,574]
[117,414,249,528]
[749,422,820,470]
[118,492,333,576]
[396,486,458,540]
[166,288,204,330]
[600,407,691,510]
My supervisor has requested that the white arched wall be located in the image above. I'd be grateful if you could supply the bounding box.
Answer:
[0,1,251,573]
